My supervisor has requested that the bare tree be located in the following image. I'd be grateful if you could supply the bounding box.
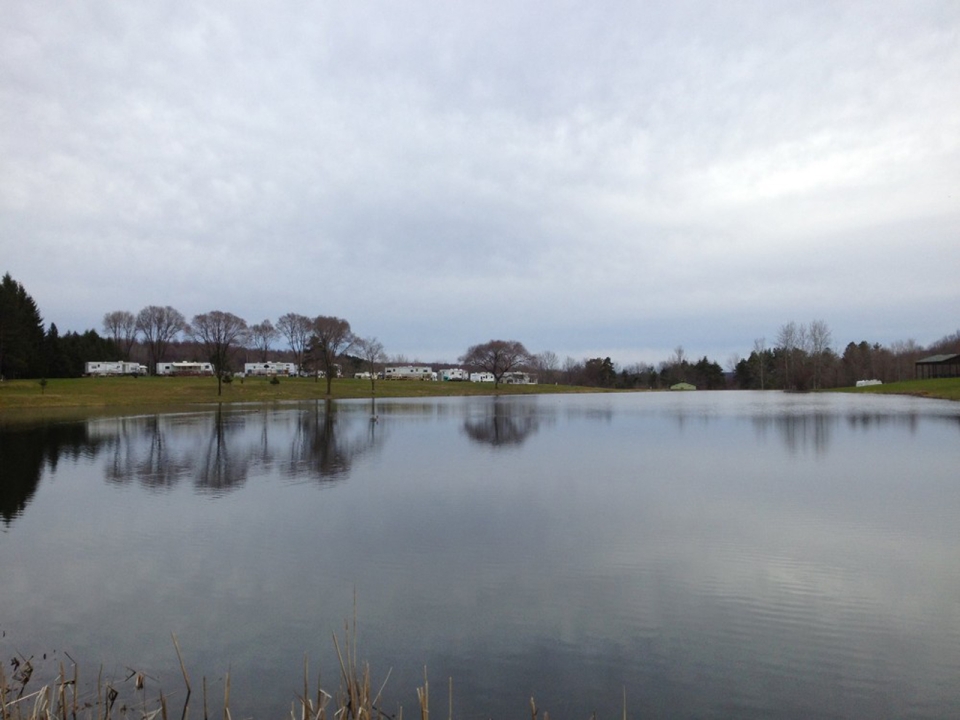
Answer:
[249,319,278,362]
[189,311,249,396]
[459,339,531,388]
[563,356,582,385]
[354,336,387,395]
[136,305,186,374]
[753,337,767,389]
[808,319,832,389]
[889,338,922,382]
[672,345,687,382]
[276,313,312,373]
[308,316,355,395]
[533,350,560,384]
[103,310,138,360]
[776,322,798,388]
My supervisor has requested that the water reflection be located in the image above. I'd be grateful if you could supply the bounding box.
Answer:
[749,408,960,456]
[461,398,544,447]
[4,395,959,525]
[2,393,960,719]
[0,423,110,524]
[285,399,383,482]
[0,402,389,517]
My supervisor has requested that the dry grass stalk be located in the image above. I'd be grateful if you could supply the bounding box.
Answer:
[415,669,427,720]
[2,622,584,720]
[222,673,230,720]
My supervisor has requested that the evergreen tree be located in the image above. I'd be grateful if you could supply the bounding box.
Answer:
[0,273,45,379]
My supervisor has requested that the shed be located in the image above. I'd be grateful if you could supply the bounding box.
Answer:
[915,354,960,379]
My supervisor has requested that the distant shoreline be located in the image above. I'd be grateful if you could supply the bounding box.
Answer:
[1,376,956,426]
[0,375,615,424]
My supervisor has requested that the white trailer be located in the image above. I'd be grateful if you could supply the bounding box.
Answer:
[440,368,467,381]
[85,361,148,376]
[244,362,298,377]
[502,371,537,385]
[384,365,436,380]
[156,361,215,376]
[469,372,495,383]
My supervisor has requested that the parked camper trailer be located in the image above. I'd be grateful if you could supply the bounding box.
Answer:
[384,365,436,380]
[469,372,496,383]
[243,362,297,377]
[156,361,215,376]
[502,371,537,385]
[440,368,467,381]
[85,361,148,376]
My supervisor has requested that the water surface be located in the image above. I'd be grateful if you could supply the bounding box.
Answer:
[2,392,959,719]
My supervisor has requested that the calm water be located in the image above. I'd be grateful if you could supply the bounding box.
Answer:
[2,392,959,719]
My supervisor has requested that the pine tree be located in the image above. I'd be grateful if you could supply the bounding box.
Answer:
[0,273,45,379]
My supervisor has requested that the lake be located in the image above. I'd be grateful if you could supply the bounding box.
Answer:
[2,392,959,719]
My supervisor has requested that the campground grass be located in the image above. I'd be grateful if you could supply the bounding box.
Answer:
[1,375,956,424]
[0,375,607,416]
[835,377,960,402]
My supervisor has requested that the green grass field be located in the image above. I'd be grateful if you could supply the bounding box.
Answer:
[0,375,608,422]
[1,375,956,426]
[835,377,960,401]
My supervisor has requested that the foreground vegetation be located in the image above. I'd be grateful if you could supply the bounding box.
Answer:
[1,622,582,720]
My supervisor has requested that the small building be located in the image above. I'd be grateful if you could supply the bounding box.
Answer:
[670,382,696,391]
[915,354,960,379]
[85,361,148,376]
[244,362,297,377]
[385,365,436,380]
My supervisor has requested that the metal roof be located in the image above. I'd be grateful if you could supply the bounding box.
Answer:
[916,353,960,364]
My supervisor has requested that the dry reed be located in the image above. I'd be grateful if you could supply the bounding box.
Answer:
[1,622,613,720]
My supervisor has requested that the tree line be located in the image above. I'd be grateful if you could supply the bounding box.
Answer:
[2,273,957,392]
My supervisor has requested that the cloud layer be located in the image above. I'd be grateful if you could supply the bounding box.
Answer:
[3,1,959,363]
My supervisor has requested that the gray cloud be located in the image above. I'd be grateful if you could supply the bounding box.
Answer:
[2,0,959,363]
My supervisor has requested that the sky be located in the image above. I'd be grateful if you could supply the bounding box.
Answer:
[2,1,958,367]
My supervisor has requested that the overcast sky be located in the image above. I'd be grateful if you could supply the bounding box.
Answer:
[2,1,958,365]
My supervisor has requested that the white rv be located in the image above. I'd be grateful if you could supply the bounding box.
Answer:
[156,361,215,376]
[384,365,436,380]
[502,372,537,385]
[85,361,148,376]
[440,368,467,381]
[244,362,298,377]
[469,372,496,383]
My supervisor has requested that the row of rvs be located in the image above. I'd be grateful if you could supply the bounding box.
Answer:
[85,361,295,377]
[369,366,535,384]
[85,361,536,384]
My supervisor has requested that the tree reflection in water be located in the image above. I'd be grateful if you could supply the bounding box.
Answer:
[0,423,106,525]
[461,398,542,448]
[196,404,249,493]
[285,399,383,482]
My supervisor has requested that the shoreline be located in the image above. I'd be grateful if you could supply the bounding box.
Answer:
[1,376,957,426]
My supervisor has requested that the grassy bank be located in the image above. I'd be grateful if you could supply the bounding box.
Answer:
[835,377,960,402]
[0,375,609,414]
